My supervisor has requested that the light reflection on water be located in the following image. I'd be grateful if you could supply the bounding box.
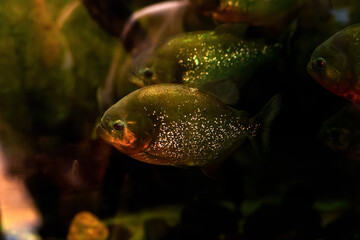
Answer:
[0,145,41,240]
[331,7,350,24]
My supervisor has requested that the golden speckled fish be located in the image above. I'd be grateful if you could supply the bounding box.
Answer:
[212,0,305,28]
[307,23,360,104]
[97,84,280,171]
[130,29,282,105]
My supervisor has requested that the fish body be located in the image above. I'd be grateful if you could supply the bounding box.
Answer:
[97,84,280,167]
[319,104,360,161]
[131,30,281,105]
[212,0,305,27]
[307,23,360,104]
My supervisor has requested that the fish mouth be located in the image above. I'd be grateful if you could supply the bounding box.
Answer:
[96,122,113,142]
[129,75,146,87]
[97,122,108,133]
[307,62,323,84]
[306,61,315,75]
[99,122,106,130]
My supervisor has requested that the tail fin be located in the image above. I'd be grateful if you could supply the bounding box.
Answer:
[249,95,281,157]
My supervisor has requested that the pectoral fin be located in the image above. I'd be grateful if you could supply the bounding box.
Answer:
[249,94,281,158]
[198,78,240,105]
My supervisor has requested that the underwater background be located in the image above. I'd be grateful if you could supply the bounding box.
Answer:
[1,0,360,239]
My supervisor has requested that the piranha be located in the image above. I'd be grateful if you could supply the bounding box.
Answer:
[307,23,360,105]
[212,0,305,29]
[97,84,280,174]
[130,29,282,105]
[319,104,360,162]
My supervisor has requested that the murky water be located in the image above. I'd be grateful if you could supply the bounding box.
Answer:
[1,0,360,239]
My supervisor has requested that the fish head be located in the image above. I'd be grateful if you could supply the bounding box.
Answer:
[320,124,360,161]
[307,38,349,95]
[320,126,352,152]
[130,47,178,87]
[97,98,153,155]
[319,105,360,160]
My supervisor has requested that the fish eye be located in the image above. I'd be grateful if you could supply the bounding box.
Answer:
[142,68,153,78]
[314,57,327,70]
[112,120,125,132]
[326,128,350,150]
[327,128,341,143]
